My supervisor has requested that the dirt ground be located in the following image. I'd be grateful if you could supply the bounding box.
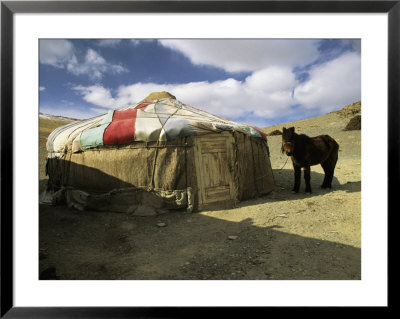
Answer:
[39,103,361,280]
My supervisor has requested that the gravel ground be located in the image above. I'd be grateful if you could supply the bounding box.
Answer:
[39,103,361,281]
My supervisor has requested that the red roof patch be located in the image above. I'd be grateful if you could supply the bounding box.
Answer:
[104,109,138,145]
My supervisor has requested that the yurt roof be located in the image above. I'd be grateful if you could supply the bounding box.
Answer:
[46,92,267,158]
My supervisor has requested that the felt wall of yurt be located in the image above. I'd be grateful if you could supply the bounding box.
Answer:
[43,92,274,213]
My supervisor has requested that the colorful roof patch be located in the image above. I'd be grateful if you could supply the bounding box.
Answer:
[46,95,267,158]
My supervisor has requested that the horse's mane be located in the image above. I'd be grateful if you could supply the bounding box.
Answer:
[295,132,312,143]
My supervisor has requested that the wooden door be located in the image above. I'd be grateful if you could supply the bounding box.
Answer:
[194,132,236,209]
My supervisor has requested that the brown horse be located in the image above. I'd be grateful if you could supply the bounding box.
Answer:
[281,127,339,193]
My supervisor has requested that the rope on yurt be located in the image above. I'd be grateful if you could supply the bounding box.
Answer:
[150,102,180,190]
[232,132,240,207]
[61,150,73,187]
[250,136,260,196]
[184,136,189,210]
[184,136,188,190]
[84,144,189,150]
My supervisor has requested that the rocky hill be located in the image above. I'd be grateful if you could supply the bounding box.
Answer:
[263,101,361,137]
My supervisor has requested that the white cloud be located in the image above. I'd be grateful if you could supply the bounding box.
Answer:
[340,39,361,54]
[294,52,361,112]
[67,48,128,80]
[72,51,361,125]
[72,85,116,108]
[95,39,122,47]
[42,39,362,127]
[159,39,320,72]
[130,39,156,46]
[40,40,128,80]
[130,40,141,46]
[39,86,46,91]
[39,40,74,68]
[72,66,298,121]
[245,66,296,92]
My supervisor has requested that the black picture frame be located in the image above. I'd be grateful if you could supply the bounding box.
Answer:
[1,1,395,317]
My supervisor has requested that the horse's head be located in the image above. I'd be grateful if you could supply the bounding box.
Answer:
[281,127,295,156]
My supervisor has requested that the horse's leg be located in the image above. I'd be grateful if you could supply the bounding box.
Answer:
[321,160,335,188]
[321,161,330,188]
[321,149,338,188]
[304,165,312,193]
[292,164,301,193]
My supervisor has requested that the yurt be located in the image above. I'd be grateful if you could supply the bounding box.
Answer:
[44,92,275,213]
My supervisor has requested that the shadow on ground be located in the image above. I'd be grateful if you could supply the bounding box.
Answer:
[273,169,360,195]
[39,202,361,280]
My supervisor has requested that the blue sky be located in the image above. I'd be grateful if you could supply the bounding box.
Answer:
[39,39,361,128]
